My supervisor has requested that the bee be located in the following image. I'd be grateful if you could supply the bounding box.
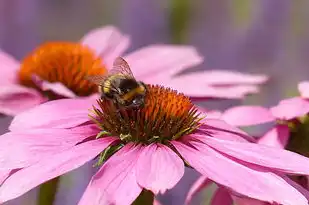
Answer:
[86,57,147,109]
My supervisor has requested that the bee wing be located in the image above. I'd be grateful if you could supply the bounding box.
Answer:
[85,75,108,85]
[85,75,120,93]
[109,57,135,78]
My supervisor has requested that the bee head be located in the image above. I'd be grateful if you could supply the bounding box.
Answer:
[131,94,145,107]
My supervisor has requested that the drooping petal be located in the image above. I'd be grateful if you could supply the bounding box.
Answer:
[196,119,254,142]
[258,125,290,148]
[185,176,211,205]
[124,45,203,79]
[9,98,95,131]
[298,81,309,99]
[198,134,309,175]
[222,106,275,127]
[81,25,130,68]
[172,140,308,205]
[168,70,268,86]
[136,143,184,194]
[0,49,20,85]
[270,97,309,120]
[0,126,98,169]
[211,188,233,205]
[0,138,116,203]
[0,84,46,116]
[32,75,76,98]
[78,143,142,205]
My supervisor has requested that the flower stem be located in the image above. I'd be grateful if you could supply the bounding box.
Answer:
[37,177,60,205]
[132,189,154,205]
[169,0,190,44]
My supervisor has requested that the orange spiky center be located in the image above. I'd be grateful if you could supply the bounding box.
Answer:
[18,42,107,97]
[91,84,203,144]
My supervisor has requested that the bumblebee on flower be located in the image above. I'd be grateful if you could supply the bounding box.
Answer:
[0,57,308,205]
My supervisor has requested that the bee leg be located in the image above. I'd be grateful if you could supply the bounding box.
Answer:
[112,99,122,117]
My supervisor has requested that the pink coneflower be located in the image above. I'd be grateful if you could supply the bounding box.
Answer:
[0,25,267,116]
[0,26,199,115]
[1,83,309,205]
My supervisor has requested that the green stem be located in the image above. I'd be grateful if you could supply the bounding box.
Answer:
[37,177,60,205]
[169,0,190,44]
[132,189,154,205]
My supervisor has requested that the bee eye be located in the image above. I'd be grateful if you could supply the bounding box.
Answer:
[133,99,139,104]
[132,96,144,106]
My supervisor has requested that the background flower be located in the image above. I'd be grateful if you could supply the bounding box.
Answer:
[0,24,268,116]
[0,26,204,116]
[221,82,309,149]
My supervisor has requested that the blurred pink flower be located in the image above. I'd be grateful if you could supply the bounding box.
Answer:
[1,85,309,205]
[0,25,267,116]
[221,81,309,148]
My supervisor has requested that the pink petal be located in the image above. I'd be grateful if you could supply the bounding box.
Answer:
[198,134,309,175]
[258,125,290,148]
[124,45,203,79]
[0,170,11,185]
[32,75,76,98]
[281,175,309,201]
[9,98,95,131]
[148,78,260,99]
[81,25,130,68]
[222,106,275,127]
[196,106,222,119]
[185,176,211,205]
[298,81,309,99]
[0,84,46,116]
[270,97,309,120]
[168,70,268,86]
[0,137,116,203]
[172,140,308,204]
[78,143,142,205]
[196,119,254,142]
[0,126,98,169]
[0,49,20,85]
[211,188,233,205]
[136,143,184,194]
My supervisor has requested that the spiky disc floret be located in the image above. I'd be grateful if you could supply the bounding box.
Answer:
[91,84,203,144]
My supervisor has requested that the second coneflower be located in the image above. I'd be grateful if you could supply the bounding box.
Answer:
[1,83,309,204]
[0,25,205,116]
